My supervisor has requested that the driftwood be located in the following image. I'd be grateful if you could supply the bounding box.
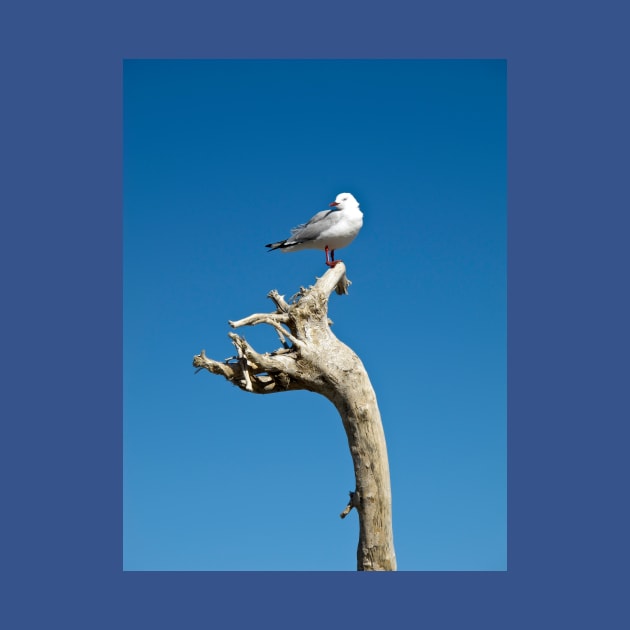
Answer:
[192,263,396,571]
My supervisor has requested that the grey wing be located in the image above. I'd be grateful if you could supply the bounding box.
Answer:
[289,209,341,242]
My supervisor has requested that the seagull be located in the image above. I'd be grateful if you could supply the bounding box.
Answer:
[265,192,363,267]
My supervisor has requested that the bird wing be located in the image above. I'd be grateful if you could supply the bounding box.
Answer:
[289,209,341,243]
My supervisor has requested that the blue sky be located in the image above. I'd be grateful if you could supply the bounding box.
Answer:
[123,59,506,571]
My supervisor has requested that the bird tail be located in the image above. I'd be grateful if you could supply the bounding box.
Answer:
[265,239,289,251]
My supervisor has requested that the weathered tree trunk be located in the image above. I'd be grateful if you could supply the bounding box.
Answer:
[192,263,396,571]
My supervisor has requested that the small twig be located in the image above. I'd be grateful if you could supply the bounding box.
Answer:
[229,314,302,348]
[271,347,292,355]
[267,290,290,313]
[274,326,291,349]
[290,287,308,304]
[193,349,238,380]
[340,490,360,519]
[229,312,289,328]
[232,336,253,392]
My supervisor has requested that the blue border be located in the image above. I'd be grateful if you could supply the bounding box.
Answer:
[3,1,626,628]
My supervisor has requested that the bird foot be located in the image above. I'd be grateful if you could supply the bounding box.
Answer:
[325,260,342,268]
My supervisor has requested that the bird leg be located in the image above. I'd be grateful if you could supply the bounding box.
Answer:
[325,246,341,268]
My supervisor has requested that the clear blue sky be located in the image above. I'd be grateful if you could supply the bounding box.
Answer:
[123,59,506,571]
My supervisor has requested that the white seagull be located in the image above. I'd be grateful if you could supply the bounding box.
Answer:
[265,192,363,267]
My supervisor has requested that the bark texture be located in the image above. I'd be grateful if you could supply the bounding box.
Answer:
[192,263,396,571]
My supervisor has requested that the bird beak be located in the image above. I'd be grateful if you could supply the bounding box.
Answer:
[329,202,339,207]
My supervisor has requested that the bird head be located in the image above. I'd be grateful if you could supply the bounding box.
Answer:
[330,192,358,210]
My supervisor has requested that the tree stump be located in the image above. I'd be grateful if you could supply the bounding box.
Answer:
[192,263,396,571]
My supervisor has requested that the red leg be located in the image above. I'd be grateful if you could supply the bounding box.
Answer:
[325,247,341,267]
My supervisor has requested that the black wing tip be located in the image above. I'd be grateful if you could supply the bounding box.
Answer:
[266,240,295,251]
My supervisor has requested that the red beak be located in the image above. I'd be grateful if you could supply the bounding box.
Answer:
[329,201,339,207]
